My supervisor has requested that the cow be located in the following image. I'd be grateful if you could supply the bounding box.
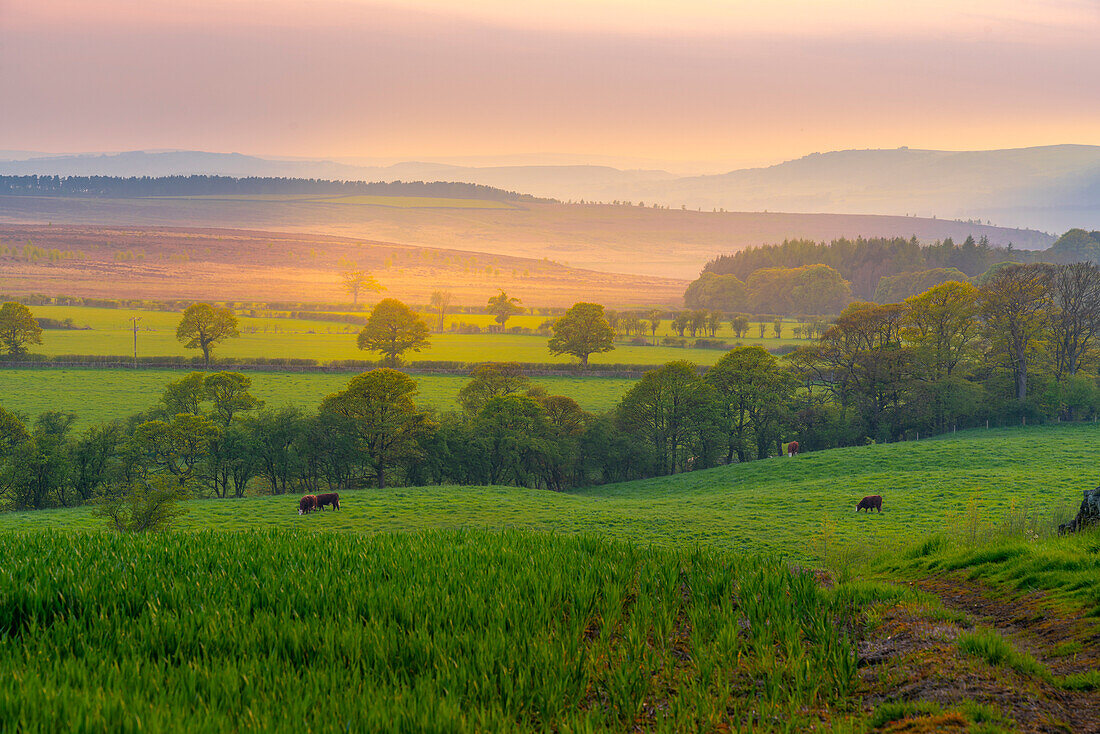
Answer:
[298,495,318,515]
[856,495,883,513]
[786,440,800,458]
[316,492,340,511]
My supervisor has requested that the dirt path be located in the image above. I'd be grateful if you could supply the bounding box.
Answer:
[856,575,1100,733]
[913,577,1100,678]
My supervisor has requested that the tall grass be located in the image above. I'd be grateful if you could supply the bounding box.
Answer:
[881,495,1100,616]
[956,628,1049,679]
[0,530,860,732]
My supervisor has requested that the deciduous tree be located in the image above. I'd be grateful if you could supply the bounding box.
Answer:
[548,302,615,367]
[901,281,981,378]
[617,361,721,475]
[1047,262,1100,380]
[176,304,239,368]
[131,413,220,486]
[429,290,453,333]
[320,369,433,489]
[203,372,263,426]
[0,301,43,356]
[458,362,531,415]
[357,298,430,365]
[979,263,1053,402]
[342,269,383,308]
[706,346,794,461]
[487,290,523,331]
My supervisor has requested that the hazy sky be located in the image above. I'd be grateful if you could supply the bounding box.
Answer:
[3,0,1100,171]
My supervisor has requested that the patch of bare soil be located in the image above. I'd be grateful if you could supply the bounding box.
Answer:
[913,577,1100,677]
[855,576,1100,733]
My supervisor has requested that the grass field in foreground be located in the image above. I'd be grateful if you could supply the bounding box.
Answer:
[0,369,635,425]
[3,424,1092,563]
[0,530,862,732]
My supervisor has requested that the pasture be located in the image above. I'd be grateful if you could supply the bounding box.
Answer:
[2,424,1092,561]
[21,304,805,366]
[3,423,1099,730]
[0,369,636,425]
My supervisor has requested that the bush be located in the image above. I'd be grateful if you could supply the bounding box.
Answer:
[94,478,189,533]
[450,322,482,334]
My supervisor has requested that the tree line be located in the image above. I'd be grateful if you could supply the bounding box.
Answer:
[694,230,1100,304]
[4,261,1100,521]
[0,175,550,202]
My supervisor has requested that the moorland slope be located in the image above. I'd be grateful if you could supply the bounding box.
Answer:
[0,194,1050,280]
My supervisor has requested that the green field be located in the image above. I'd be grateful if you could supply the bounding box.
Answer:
[3,424,1091,559]
[0,530,861,732]
[24,305,805,366]
[4,424,1099,730]
[0,369,636,425]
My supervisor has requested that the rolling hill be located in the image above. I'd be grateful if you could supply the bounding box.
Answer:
[2,422,1091,557]
[0,191,1051,281]
[0,223,688,307]
[3,145,1098,233]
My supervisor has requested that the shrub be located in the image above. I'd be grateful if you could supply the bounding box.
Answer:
[94,478,189,533]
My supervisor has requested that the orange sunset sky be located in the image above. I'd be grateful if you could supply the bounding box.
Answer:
[2,0,1099,171]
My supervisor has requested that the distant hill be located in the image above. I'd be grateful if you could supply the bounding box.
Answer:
[0,175,548,202]
[0,151,671,201]
[0,190,1052,280]
[618,145,1100,234]
[2,145,1098,232]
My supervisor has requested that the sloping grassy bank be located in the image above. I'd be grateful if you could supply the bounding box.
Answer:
[1,424,1093,562]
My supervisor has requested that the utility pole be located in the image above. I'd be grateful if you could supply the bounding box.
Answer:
[130,316,141,368]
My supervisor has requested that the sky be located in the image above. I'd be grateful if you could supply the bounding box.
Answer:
[2,0,1100,172]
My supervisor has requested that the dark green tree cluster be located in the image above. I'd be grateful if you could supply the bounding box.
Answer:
[0,175,549,202]
[789,262,1100,444]
[684,265,852,314]
[872,268,970,303]
[0,371,263,521]
[700,235,1014,300]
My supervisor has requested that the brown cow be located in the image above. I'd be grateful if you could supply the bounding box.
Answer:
[856,495,883,513]
[316,492,340,511]
[298,495,318,515]
[786,440,800,458]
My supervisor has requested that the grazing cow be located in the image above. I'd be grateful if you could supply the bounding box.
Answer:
[316,492,340,511]
[856,495,883,513]
[298,495,318,515]
[786,440,800,458]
